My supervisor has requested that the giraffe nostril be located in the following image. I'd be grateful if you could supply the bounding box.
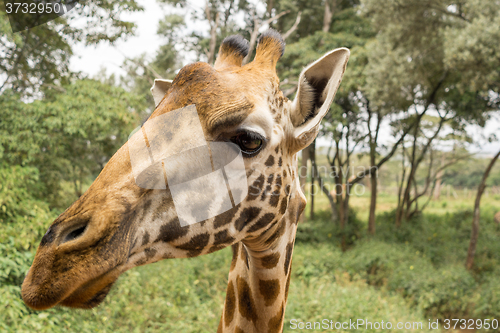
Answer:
[62,225,87,244]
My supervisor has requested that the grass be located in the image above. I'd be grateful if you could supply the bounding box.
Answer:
[285,243,432,332]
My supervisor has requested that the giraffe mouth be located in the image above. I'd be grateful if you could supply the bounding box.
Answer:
[58,266,122,309]
[22,265,121,310]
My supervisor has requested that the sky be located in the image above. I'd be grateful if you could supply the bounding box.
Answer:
[69,0,246,77]
[68,0,499,156]
[70,0,176,77]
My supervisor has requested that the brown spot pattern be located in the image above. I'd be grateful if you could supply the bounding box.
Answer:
[261,184,272,201]
[259,279,280,306]
[156,217,189,243]
[284,242,293,274]
[141,232,150,246]
[135,258,147,266]
[230,243,239,271]
[261,252,280,268]
[267,302,284,332]
[214,229,232,246]
[237,276,258,324]
[264,219,286,245]
[260,174,274,201]
[224,280,236,327]
[214,206,239,229]
[144,247,157,260]
[269,190,280,207]
[177,233,210,257]
[248,213,275,232]
[235,207,261,231]
[208,244,227,253]
[265,155,275,167]
[275,174,282,187]
[279,196,288,215]
[248,174,265,200]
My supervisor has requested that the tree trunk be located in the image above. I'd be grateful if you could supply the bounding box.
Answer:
[465,149,500,270]
[368,170,377,235]
[309,140,316,220]
[433,153,445,200]
[299,146,310,222]
[402,125,419,221]
[335,142,345,229]
[312,161,338,224]
[266,0,274,18]
[205,1,220,64]
[322,0,334,33]
[395,145,406,228]
[368,137,377,234]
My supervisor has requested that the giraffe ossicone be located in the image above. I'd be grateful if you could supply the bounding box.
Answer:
[22,29,349,333]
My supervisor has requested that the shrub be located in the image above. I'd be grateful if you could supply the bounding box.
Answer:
[295,208,363,249]
[341,241,477,317]
[473,270,500,322]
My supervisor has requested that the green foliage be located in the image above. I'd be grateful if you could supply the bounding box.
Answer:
[296,208,363,248]
[342,241,475,317]
[443,156,500,187]
[0,236,434,332]
[362,0,497,121]
[443,0,500,94]
[0,238,35,287]
[295,206,500,325]
[375,208,500,268]
[473,272,500,319]
[0,1,143,96]
[286,246,431,332]
[279,7,374,86]
[0,166,57,330]
[1,0,499,330]
[0,79,140,206]
[0,165,43,220]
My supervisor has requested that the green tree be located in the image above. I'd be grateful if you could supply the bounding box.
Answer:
[0,79,140,206]
[0,1,143,96]
[466,149,500,270]
[361,0,499,226]
[278,6,376,230]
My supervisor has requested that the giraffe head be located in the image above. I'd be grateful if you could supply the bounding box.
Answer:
[22,30,349,311]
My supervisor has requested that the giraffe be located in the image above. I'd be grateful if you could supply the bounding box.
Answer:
[21,30,349,333]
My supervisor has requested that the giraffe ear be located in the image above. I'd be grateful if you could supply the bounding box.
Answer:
[151,79,173,107]
[290,48,350,151]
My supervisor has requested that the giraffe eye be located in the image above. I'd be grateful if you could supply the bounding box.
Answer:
[231,132,264,155]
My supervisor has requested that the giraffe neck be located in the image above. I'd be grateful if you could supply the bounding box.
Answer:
[218,186,305,333]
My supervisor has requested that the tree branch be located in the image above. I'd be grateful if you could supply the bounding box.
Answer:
[282,11,301,40]
[242,10,289,65]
